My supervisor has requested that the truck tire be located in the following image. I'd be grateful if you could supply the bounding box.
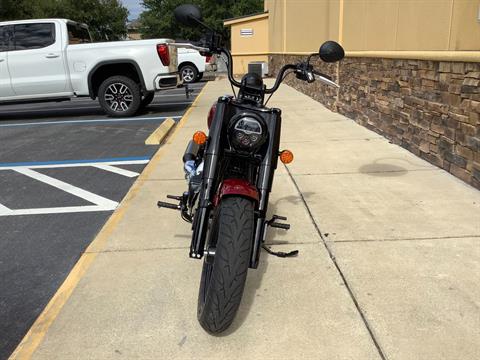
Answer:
[197,196,254,334]
[98,75,141,117]
[180,64,198,84]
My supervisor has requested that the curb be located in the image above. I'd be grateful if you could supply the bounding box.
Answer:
[145,118,176,145]
[8,84,210,360]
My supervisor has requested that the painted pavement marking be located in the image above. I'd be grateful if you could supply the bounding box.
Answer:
[0,158,150,216]
[0,115,182,128]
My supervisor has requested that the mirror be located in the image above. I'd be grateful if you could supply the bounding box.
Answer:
[174,4,203,27]
[319,41,345,63]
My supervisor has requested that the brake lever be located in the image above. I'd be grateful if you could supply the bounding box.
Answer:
[313,70,340,88]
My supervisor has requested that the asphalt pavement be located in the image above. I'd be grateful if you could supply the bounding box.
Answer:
[0,83,205,360]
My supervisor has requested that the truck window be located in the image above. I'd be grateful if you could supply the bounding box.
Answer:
[13,23,55,50]
[67,23,92,44]
[0,27,5,52]
[0,26,13,52]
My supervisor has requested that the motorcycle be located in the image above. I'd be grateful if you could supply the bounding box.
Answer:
[158,4,345,334]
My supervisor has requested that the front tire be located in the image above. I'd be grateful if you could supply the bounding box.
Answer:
[198,196,254,334]
[98,75,141,117]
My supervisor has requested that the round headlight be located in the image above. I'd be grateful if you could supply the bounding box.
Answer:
[229,114,266,152]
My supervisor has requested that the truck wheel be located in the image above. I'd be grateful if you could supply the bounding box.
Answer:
[180,64,198,84]
[139,91,155,110]
[98,76,141,117]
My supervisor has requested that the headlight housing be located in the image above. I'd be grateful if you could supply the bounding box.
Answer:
[228,113,267,152]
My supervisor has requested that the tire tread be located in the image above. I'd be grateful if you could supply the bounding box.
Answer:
[198,196,254,334]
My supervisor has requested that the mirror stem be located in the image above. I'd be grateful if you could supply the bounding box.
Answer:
[190,16,215,32]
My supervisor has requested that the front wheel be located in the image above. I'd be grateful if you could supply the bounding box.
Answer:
[197,196,254,334]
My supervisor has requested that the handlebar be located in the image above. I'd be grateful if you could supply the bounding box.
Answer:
[173,43,339,92]
[312,70,340,88]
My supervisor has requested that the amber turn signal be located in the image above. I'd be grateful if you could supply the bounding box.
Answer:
[279,150,294,164]
[193,131,207,145]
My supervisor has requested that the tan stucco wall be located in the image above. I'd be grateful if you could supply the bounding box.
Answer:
[265,0,339,53]
[231,54,270,75]
[225,14,269,74]
[228,15,269,54]
[264,0,480,52]
[226,0,480,73]
[343,0,480,51]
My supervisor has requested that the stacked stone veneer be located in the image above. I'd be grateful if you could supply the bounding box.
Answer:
[269,55,480,189]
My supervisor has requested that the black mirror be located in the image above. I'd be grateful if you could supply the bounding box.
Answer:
[319,41,345,63]
[174,4,203,27]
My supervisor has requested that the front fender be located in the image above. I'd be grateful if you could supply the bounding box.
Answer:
[214,179,259,206]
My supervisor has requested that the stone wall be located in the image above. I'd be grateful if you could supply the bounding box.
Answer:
[269,55,480,189]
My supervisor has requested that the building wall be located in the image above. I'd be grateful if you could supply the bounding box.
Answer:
[264,0,480,52]
[226,14,269,74]
[264,0,339,53]
[342,0,480,51]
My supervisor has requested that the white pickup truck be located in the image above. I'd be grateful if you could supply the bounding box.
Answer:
[0,19,181,117]
[178,47,217,84]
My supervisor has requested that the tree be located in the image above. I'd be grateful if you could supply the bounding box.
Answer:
[139,0,263,46]
[0,0,129,41]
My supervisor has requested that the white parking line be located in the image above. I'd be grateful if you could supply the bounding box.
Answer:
[0,159,148,216]
[93,164,139,178]
[0,159,149,170]
[0,116,181,128]
[0,203,11,216]
[2,205,118,216]
[14,168,119,208]
[0,102,193,115]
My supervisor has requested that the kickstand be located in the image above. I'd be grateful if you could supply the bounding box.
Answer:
[262,244,299,258]
[184,84,194,99]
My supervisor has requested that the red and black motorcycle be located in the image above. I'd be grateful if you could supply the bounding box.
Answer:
[158,4,344,334]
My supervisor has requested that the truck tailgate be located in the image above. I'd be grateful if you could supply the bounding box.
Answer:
[168,44,178,73]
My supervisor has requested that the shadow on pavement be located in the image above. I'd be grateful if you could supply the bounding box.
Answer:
[359,162,408,176]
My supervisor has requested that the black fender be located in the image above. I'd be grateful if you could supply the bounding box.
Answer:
[87,59,147,99]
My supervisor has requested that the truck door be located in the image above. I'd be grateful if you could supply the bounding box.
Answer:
[0,25,15,98]
[8,22,68,96]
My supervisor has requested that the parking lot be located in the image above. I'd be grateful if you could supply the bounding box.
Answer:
[0,83,205,359]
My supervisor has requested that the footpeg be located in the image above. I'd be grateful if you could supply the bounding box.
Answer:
[267,215,291,230]
[157,201,181,210]
[157,193,193,223]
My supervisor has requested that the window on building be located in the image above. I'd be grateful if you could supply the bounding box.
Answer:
[13,23,55,50]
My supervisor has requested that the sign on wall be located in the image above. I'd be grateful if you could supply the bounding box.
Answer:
[240,28,254,37]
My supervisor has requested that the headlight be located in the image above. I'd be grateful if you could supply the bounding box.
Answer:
[229,113,267,152]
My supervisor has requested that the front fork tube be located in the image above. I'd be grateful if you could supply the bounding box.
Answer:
[190,151,217,259]
[250,164,272,269]
[189,98,226,259]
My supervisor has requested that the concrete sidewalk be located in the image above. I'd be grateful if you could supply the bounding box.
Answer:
[17,79,480,360]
